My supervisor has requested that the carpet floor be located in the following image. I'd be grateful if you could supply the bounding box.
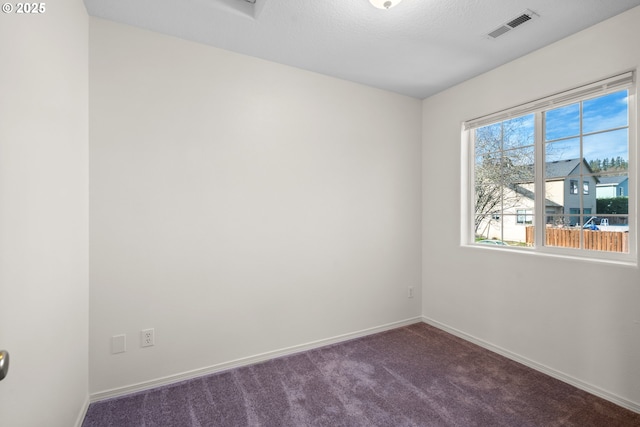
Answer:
[82,322,640,426]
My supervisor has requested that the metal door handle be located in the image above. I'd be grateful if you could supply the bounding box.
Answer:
[0,350,9,381]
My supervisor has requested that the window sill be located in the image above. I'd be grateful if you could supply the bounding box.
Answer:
[463,243,638,268]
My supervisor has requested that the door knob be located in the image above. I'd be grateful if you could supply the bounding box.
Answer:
[0,350,9,381]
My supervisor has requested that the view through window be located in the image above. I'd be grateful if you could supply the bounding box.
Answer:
[471,77,633,257]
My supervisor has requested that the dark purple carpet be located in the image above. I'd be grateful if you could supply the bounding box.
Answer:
[83,323,640,426]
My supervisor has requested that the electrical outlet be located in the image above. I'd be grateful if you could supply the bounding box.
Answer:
[408,286,414,298]
[141,328,154,347]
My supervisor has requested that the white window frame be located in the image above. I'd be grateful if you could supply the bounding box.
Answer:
[462,72,637,264]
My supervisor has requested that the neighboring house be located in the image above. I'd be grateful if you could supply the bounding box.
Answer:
[544,159,599,226]
[596,175,628,198]
[482,158,598,242]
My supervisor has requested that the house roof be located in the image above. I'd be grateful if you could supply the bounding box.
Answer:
[545,158,595,178]
[513,185,562,207]
[596,175,628,186]
[518,158,598,183]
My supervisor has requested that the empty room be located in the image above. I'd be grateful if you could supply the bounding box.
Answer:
[1,0,640,426]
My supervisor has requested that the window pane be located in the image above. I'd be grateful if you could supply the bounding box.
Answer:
[545,138,580,165]
[583,91,628,134]
[545,103,580,141]
[584,222,629,253]
[545,159,582,180]
[500,215,530,244]
[525,225,535,246]
[475,151,501,173]
[596,178,629,213]
[474,171,503,234]
[504,146,535,181]
[583,129,628,172]
[568,207,581,226]
[594,215,629,226]
[503,114,534,150]
[545,205,564,225]
[545,214,572,228]
[474,115,535,246]
[475,214,495,237]
[544,216,580,248]
[543,181,568,230]
[503,147,535,241]
[543,214,629,253]
[475,122,502,156]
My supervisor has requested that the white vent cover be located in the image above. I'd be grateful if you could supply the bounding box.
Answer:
[488,9,539,39]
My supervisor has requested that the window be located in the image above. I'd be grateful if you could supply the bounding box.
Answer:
[570,180,578,195]
[466,72,635,260]
[516,209,533,224]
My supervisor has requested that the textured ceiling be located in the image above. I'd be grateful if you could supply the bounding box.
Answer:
[83,0,640,99]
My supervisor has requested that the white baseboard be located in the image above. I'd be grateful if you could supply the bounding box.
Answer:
[90,316,423,402]
[421,316,640,414]
[75,394,90,427]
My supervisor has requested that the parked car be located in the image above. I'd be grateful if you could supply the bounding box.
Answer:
[476,239,508,246]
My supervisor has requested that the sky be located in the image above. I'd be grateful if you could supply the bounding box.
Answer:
[475,89,629,170]
[544,90,629,164]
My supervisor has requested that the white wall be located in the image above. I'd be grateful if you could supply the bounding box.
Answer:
[423,6,640,409]
[0,1,89,426]
[89,19,422,394]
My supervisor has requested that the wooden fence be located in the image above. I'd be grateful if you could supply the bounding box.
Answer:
[525,226,628,252]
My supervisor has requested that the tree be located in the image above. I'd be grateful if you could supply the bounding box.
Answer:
[588,157,628,172]
[597,197,628,215]
[474,116,534,235]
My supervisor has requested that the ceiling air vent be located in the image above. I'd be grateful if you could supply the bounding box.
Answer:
[487,9,539,39]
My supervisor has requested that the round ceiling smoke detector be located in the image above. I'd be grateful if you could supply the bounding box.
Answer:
[369,0,402,10]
